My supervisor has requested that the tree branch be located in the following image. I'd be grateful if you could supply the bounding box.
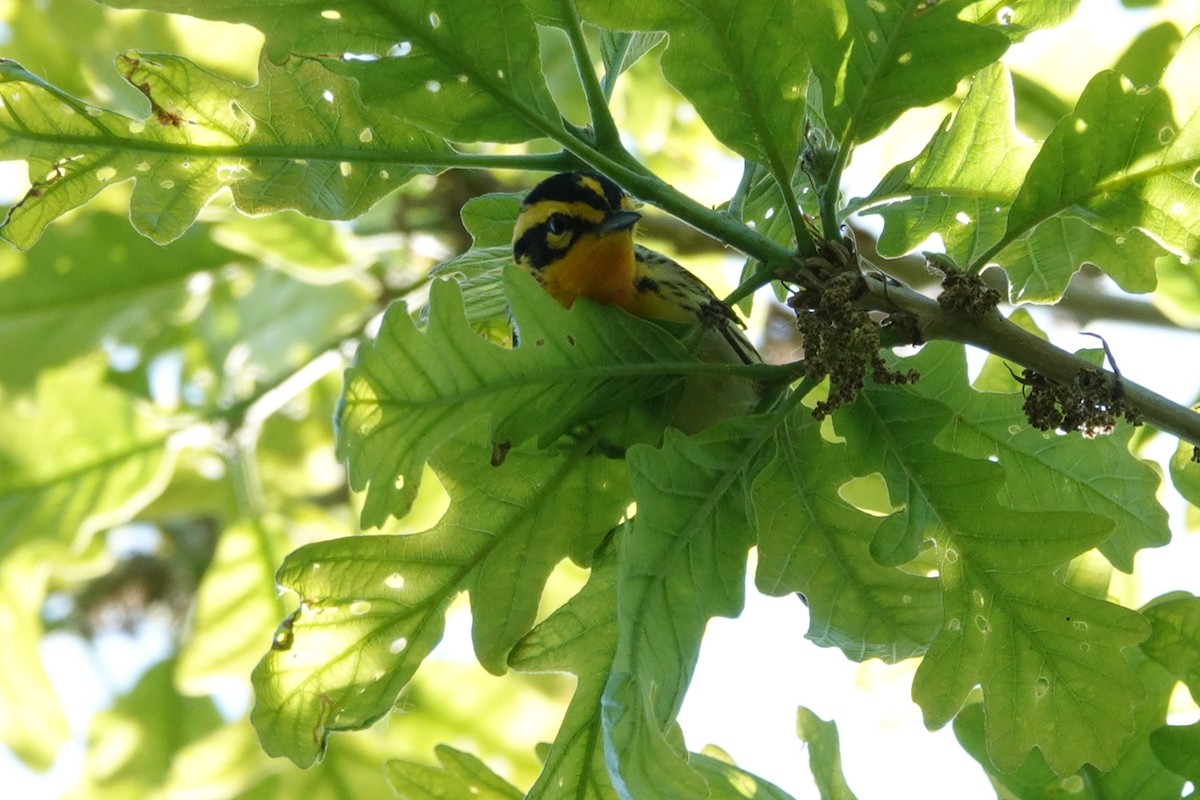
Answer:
[863,277,1200,447]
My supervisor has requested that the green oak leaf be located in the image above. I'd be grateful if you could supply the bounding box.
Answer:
[459,192,525,249]
[691,750,798,800]
[802,0,1008,148]
[74,659,224,798]
[0,357,173,559]
[754,410,941,663]
[1114,21,1183,88]
[576,0,809,181]
[386,746,523,800]
[902,455,1149,774]
[0,543,71,770]
[1169,441,1200,508]
[0,209,237,388]
[1001,62,1200,269]
[953,654,1182,798]
[836,366,1152,773]
[1151,722,1200,786]
[914,342,1169,572]
[177,518,293,695]
[338,267,691,527]
[1140,593,1200,695]
[212,210,353,275]
[509,537,622,800]
[104,0,561,142]
[795,708,858,800]
[603,419,769,799]
[252,427,628,766]
[860,63,1165,302]
[961,0,1080,42]
[600,31,665,91]
[0,52,448,247]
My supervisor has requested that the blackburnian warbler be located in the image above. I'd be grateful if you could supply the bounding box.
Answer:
[512,171,760,432]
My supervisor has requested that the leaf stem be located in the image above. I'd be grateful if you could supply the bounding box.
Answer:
[557,0,623,152]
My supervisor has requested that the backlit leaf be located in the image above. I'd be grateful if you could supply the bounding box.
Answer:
[754,410,941,662]
[338,267,689,527]
[802,0,1008,147]
[0,358,173,559]
[103,0,561,143]
[603,419,769,798]
[577,0,810,177]
[252,428,628,765]
[0,53,448,247]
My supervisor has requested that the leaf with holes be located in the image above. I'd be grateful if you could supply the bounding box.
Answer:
[860,63,1166,302]
[252,427,629,766]
[576,0,810,183]
[1000,32,1200,272]
[953,653,1184,798]
[905,456,1149,774]
[801,0,1008,148]
[339,267,690,527]
[835,372,1152,773]
[103,0,560,142]
[913,342,1169,572]
[0,53,448,247]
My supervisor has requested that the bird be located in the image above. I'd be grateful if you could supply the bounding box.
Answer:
[511,171,761,433]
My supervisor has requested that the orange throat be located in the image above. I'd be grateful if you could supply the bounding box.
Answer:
[539,232,637,312]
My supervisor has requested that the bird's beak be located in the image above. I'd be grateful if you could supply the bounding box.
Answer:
[596,209,642,236]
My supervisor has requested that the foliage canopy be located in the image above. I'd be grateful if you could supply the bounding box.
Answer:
[3,1,1200,798]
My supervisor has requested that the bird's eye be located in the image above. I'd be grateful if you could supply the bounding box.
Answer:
[546,214,568,235]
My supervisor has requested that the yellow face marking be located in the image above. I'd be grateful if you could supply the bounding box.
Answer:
[511,200,603,246]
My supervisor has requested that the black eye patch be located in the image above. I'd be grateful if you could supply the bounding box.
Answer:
[514,217,581,269]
